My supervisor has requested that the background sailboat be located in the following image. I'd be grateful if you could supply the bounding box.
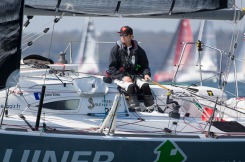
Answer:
[76,17,99,73]
[175,20,220,87]
[154,19,193,82]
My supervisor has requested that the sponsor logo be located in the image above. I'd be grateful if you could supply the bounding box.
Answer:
[94,99,113,107]
[34,92,60,100]
[0,104,20,109]
[88,97,95,109]
[154,140,187,162]
[207,90,214,96]
[87,98,114,110]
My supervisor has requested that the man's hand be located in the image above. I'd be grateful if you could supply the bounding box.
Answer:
[144,74,151,81]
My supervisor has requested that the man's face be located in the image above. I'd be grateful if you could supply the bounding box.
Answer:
[120,34,133,44]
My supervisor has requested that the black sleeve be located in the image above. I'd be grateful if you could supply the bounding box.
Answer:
[109,45,119,70]
[108,45,124,80]
[138,46,151,77]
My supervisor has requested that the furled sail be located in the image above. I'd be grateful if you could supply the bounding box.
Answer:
[24,0,244,21]
[0,0,24,89]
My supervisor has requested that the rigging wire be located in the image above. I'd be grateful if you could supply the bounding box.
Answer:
[22,19,54,39]
[44,17,61,84]
[22,28,50,44]
[218,5,244,114]
[223,5,240,82]
[218,3,245,117]
[22,28,50,52]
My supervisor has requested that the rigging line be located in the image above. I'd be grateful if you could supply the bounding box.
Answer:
[229,11,244,97]
[181,116,204,133]
[52,73,65,85]
[117,120,164,131]
[44,17,59,85]
[237,80,245,84]
[151,89,159,106]
[149,80,172,91]
[22,29,44,43]
[234,57,245,62]
[22,28,50,52]
[77,71,105,76]
[70,71,80,78]
[223,6,240,82]
[2,123,31,129]
[22,19,53,39]
[230,25,240,98]
[63,42,71,52]
[174,73,220,90]
[224,89,237,98]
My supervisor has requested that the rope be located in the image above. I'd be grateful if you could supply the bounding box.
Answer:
[148,80,172,91]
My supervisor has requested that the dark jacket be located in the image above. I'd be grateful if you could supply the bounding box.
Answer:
[109,40,151,80]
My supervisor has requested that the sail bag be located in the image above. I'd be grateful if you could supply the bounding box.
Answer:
[72,77,109,97]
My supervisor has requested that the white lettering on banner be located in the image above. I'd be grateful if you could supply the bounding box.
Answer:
[3,149,12,162]
[93,151,114,162]
[71,151,92,162]
[3,150,114,162]
[21,150,30,162]
[43,151,57,162]
[61,151,70,162]
[32,150,41,162]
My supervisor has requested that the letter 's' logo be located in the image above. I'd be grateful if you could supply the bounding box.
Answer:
[88,97,95,109]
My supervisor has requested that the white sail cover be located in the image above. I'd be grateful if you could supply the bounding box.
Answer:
[24,0,244,20]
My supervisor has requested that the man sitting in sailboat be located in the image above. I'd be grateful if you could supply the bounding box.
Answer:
[108,26,158,112]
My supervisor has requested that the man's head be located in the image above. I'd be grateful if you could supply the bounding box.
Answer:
[118,26,134,46]
[118,26,133,35]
